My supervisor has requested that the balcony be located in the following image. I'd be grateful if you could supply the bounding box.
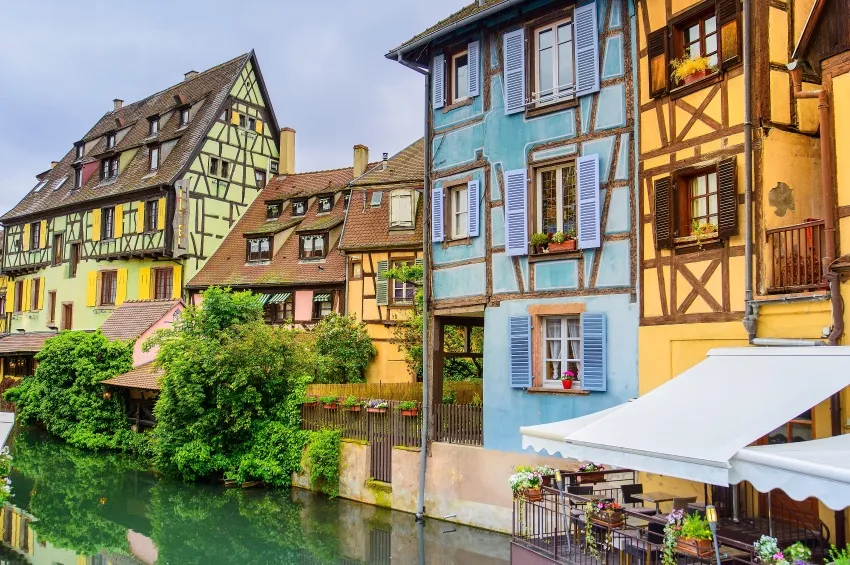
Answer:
[765,219,828,294]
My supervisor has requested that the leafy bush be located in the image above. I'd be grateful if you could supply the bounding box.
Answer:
[312,313,375,384]
[829,545,850,565]
[442,389,457,405]
[5,330,135,451]
[306,429,342,497]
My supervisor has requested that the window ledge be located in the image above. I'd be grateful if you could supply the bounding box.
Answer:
[669,72,722,100]
[444,237,471,248]
[528,250,582,263]
[673,233,720,249]
[527,387,590,396]
[443,97,473,113]
[525,98,578,119]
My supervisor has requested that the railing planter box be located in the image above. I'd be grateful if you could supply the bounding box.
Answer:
[323,403,339,410]
[400,408,418,417]
[591,511,625,528]
[344,406,361,413]
[541,474,556,488]
[577,471,606,484]
[367,407,387,414]
[516,488,542,502]
[676,538,714,558]
[302,401,318,408]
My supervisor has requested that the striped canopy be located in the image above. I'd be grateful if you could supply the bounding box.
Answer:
[313,293,331,302]
[259,293,291,305]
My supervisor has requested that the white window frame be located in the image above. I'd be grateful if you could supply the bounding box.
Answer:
[292,199,307,217]
[451,50,470,103]
[149,117,159,136]
[542,315,582,388]
[392,261,415,304]
[150,146,160,171]
[533,16,576,106]
[74,168,83,189]
[180,108,190,127]
[390,190,414,228]
[535,161,577,234]
[317,195,332,214]
[106,133,116,149]
[75,145,84,159]
[450,185,469,239]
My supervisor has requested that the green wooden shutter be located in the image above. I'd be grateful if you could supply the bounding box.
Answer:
[376,260,389,306]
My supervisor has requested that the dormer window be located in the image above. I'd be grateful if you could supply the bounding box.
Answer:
[238,114,247,128]
[74,167,83,189]
[266,201,282,220]
[106,133,116,150]
[248,117,257,131]
[270,161,279,174]
[179,107,190,127]
[317,194,333,214]
[247,237,271,262]
[300,234,327,259]
[292,199,307,217]
[149,145,160,171]
[390,189,414,228]
[101,157,119,180]
[75,144,84,160]
[149,117,159,136]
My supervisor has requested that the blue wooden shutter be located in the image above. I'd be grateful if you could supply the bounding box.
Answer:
[504,168,528,256]
[509,316,532,388]
[576,154,601,249]
[433,55,445,109]
[431,187,444,242]
[580,312,607,391]
[468,40,481,98]
[574,2,601,97]
[503,29,526,114]
[376,260,389,306]
[467,180,480,238]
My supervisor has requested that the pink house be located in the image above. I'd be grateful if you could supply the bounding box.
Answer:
[100,299,184,367]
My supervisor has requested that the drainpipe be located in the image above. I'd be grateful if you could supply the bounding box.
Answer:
[397,51,431,522]
[742,0,756,341]
[630,0,641,305]
[789,62,846,549]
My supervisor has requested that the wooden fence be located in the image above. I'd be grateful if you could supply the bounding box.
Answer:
[433,404,483,445]
[305,381,482,404]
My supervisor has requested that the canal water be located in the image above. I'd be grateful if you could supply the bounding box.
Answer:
[0,429,510,564]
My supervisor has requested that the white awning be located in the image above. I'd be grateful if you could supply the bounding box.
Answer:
[0,412,14,448]
[729,435,850,511]
[521,347,850,486]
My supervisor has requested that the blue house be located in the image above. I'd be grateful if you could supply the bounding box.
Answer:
[387,0,638,453]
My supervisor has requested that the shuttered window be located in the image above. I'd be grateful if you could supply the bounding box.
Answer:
[468,40,480,98]
[654,177,673,249]
[647,28,669,97]
[467,180,480,238]
[532,17,576,105]
[536,162,577,236]
[431,187,445,243]
[100,271,117,306]
[101,207,115,240]
[574,2,600,97]
[542,316,582,387]
[153,267,174,300]
[576,154,601,249]
[390,190,414,228]
[376,260,389,306]
[450,184,469,239]
[580,312,607,391]
[509,316,532,388]
[392,261,415,305]
[432,55,445,109]
[505,168,529,256]
[145,200,159,232]
[503,29,526,114]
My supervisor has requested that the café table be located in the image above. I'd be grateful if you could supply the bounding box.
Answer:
[630,491,678,514]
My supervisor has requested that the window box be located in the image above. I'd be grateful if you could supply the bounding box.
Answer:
[367,407,387,414]
[400,408,419,417]
[548,240,576,253]
[577,471,606,484]
[323,402,339,410]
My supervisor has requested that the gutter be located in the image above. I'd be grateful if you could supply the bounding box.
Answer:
[742,0,756,342]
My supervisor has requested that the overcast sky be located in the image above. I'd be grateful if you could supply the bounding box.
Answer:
[0,0,464,215]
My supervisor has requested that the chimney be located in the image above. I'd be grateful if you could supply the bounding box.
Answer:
[353,145,370,177]
[50,161,59,169]
[382,152,389,171]
[184,70,198,81]
[279,128,296,175]
[113,99,123,111]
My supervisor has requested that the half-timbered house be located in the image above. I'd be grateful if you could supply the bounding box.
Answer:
[0,52,280,336]
[339,140,424,384]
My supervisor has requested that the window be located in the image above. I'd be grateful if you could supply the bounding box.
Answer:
[13,281,23,312]
[145,200,159,232]
[270,161,279,174]
[3,356,33,378]
[312,297,332,320]
[533,17,575,105]
[265,301,294,324]
[451,50,470,103]
[48,291,57,323]
[238,114,247,128]
[390,190,414,228]
[221,160,230,179]
[74,167,83,189]
[370,191,384,207]
[767,411,812,444]
[52,234,63,266]
[247,238,271,262]
[149,145,160,171]
[209,157,219,176]
[218,108,228,122]
[685,170,718,229]
[101,207,115,240]
[536,161,577,236]
[344,192,351,209]
[248,117,257,131]
[180,107,190,127]
[351,260,362,279]
[255,169,266,189]
[100,270,117,306]
[677,11,718,70]
[29,222,40,250]
[153,267,173,300]
[149,117,159,136]
[75,144,84,160]
[101,157,118,180]
[543,316,582,387]
[392,261,415,304]
[292,199,307,217]
[34,179,48,192]
[449,184,468,239]
[300,234,326,259]
[30,278,40,311]
[317,194,332,214]
[106,132,116,149]
[69,243,80,277]
[266,201,282,220]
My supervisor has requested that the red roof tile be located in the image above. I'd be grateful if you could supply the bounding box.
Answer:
[100,299,181,342]
[102,362,163,390]
[0,332,57,355]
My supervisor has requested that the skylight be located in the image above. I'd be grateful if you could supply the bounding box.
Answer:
[33,180,48,192]
[52,176,69,191]
[370,191,384,207]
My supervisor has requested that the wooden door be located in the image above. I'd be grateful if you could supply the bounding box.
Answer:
[61,303,73,330]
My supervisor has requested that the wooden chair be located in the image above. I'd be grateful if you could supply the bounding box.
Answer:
[621,484,657,515]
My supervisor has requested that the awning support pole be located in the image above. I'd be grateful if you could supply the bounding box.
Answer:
[732,487,739,523]
[767,491,773,537]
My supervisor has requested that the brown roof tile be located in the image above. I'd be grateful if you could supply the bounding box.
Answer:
[102,362,163,390]
[100,299,181,342]
[1,53,253,222]
[351,139,424,187]
[0,332,57,355]
[388,1,507,55]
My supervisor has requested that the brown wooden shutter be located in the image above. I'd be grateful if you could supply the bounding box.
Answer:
[647,28,669,98]
[654,176,673,249]
[717,157,738,238]
[717,0,741,69]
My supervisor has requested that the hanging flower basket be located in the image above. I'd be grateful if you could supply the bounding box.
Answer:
[518,487,542,501]
[592,510,626,528]
[577,471,606,484]
[400,408,418,417]
[676,538,714,558]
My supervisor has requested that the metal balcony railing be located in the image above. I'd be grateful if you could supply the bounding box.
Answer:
[766,219,828,294]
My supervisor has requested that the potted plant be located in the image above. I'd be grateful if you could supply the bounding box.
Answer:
[301,395,319,408]
[549,229,577,252]
[341,396,362,412]
[559,370,577,389]
[591,498,625,527]
[366,399,388,414]
[671,55,715,86]
[784,542,813,565]
[509,466,544,501]
[396,400,418,417]
[828,545,850,565]
[662,509,684,565]
[691,220,718,248]
[676,512,714,558]
[754,536,789,565]
[531,232,550,254]
[320,395,339,410]
[577,462,606,484]
[534,465,557,488]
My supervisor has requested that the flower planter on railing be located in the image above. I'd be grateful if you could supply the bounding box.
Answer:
[676,537,714,558]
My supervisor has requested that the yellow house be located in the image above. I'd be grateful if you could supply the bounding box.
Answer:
[339,140,424,383]
[636,0,847,544]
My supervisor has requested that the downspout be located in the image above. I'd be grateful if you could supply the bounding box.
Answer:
[789,62,846,548]
[630,0,640,304]
[397,51,431,522]
[742,0,756,341]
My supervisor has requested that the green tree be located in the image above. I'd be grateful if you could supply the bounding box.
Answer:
[312,313,376,383]
[5,330,134,450]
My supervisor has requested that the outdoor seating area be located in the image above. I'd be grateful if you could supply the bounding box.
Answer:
[511,469,828,565]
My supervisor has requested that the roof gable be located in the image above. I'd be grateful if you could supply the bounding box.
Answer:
[100,299,183,342]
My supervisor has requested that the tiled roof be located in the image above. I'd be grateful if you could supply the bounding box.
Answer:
[102,362,163,391]
[0,332,57,355]
[244,216,302,236]
[100,299,181,342]
[187,168,352,289]
[340,140,424,251]
[1,53,253,222]
[388,1,507,55]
